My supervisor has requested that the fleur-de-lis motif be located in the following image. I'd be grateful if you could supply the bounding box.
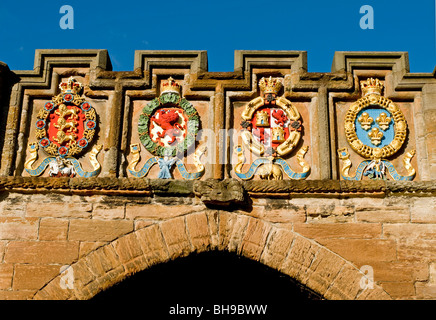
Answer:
[368,127,384,146]
[358,112,373,131]
[376,112,391,131]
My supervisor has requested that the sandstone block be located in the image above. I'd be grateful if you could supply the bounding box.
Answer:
[84,245,120,278]
[5,241,79,264]
[324,264,362,300]
[318,239,397,264]
[68,219,133,241]
[239,218,271,261]
[355,206,410,223]
[280,236,320,285]
[186,212,211,252]
[304,249,346,296]
[397,239,436,261]
[92,203,125,219]
[244,206,306,224]
[0,290,34,300]
[415,282,436,299]
[0,217,38,240]
[126,203,199,220]
[383,224,436,240]
[135,224,169,266]
[39,218,69,240]
[27,202,92,218]
[380,282,415,299]
[111,233,143,263]
[13,264,61,290]
[306,205,354,223]
[160,217,192,259]
[0,263,13,289]
[260,227,295,270]
[218,212,249,252]
[293,223,382,239]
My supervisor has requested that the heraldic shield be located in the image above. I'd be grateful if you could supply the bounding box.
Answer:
[234,77,310,180]
[337,78,416,181]
[24,77,102,177]
[128,77,206,179]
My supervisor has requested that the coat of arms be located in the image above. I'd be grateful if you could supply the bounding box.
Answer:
[234,77,310,180]
[25,77,102,177]
[337,78,416,180]
[128,77,206,179]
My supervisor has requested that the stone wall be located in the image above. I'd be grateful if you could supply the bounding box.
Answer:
[0,50,435,300]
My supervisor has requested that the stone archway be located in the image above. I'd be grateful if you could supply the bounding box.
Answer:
[32,211,391,300]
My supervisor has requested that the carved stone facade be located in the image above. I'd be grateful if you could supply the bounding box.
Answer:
[0,50,435,300]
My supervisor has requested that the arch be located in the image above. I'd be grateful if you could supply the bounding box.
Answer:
[32,211,391,300]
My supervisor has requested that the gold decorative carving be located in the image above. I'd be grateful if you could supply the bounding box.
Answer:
[357,112,373,131]
[343,78,407,159]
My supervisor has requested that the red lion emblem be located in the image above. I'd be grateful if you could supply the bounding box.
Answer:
[150,109,184,145]
[271,109,287,127]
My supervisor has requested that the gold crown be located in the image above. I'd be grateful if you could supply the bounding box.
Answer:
[255,110,270,127]
[259,76,283,95]
[271,127,285,143]
[160,77,181,95]
[59,77,82,94]
[361,78,384,97]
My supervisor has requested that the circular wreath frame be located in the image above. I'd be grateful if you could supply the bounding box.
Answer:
[138,92,200,157]
[344,94,407,159]
[35,98,97,158]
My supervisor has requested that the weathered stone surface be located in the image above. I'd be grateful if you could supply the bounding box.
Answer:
[260,227,295,270]
[293,223,382,239]
[193,179,245,206]
[27,202,92,218]
[39,218,69,240]
[126,203,200,220]
[5,241,79,264]
[13,264,61,290]
[0,217,39,240]
[0,263,13,289]
[317,239,397,264]
[239,218,271,260]
[159,217,192,259]
[111,233,143,264]
[135,224,169,266]
[355,206,410,223]
[68,219,133,241]
[186,212,211,252]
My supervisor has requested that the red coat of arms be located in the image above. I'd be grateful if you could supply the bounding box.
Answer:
[35,77,97,157]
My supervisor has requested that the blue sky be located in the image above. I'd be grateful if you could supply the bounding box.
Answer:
[0,0,435,73]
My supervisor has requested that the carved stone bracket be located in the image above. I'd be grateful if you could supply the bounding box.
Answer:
[193,178,245,207]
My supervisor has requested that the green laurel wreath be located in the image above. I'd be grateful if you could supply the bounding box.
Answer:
[138,92,199,157]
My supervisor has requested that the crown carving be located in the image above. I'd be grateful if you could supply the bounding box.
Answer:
[271,127,285,143]
[259,77,283,95]
[376,112,392,131]
[255,110,270,127]
[358,112,374,131]
[160,77,181,95]
[361,78,384,97]
[59,77,82,95]
[368,127,384,146]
